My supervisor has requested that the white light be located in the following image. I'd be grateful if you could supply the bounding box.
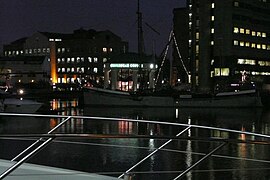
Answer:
[150,64,154,69]
[18,89,24,95]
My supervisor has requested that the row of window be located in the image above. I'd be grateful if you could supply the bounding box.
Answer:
[237,59,270,66]
[236,71,270,76]
[4,48,50,56]
[57,57,108,63]
[5,47,114,57]
[57,67,98,73]
[233,40,270,50]
[233,27,267,38]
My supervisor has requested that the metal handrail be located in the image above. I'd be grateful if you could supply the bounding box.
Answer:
[0,113,270,139]
[0,112,270,180]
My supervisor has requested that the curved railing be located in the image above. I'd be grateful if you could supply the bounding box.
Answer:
[0,112,269,179]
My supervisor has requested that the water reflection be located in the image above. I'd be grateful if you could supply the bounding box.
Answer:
[1,99,269,180]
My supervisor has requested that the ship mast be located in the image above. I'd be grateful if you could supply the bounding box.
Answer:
[137,0,144,56]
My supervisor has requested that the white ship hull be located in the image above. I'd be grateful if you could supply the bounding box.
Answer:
[176,89,262,108]
[83,87,175,107]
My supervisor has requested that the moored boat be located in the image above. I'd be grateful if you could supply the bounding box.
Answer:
[175,89,262,108]
[2,98,43,113]
[83,86,175,107]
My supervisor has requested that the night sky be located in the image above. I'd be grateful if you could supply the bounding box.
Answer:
[0,0,186,55]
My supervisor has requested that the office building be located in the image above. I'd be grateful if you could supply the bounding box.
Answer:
[3,28,128,89]
[174,0,270,92]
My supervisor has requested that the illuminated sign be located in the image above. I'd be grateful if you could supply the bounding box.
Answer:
[110,63,139,68]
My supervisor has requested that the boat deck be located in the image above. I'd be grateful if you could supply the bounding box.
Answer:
[0,159,118,180]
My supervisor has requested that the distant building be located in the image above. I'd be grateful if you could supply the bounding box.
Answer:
[3,28,128,89]
[0,56,50,86]
[173,0,270,92]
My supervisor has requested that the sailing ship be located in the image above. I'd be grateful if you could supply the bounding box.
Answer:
[83,0,175,107]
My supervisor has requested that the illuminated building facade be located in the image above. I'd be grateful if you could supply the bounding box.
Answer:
[174,0,270,91]
[3,29,128,88]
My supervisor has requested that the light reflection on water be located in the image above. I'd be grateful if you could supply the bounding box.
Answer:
[1,98,270,180]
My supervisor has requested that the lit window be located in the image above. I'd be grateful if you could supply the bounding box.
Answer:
[211,41,214,45]
[47,48,50,53]
[262,44,266,49]
[62,48,65,53]
[88,57,92,62]
[94,57,98,62]
[93,68,98,73]
[71,58,75,62]
[57,58,61,63]
[238,59,244,64]
[29,49,32,54]
[211,16,215,21]
[234,27,239,33]
[196,45,199,54]
[103,48,107,52]
[189,40,192,46]
[77,57,80,63]
[67,58,70,63]
[262,32,267,37]
[234,1,239,7]
[57,48,61,53]
[240,28,245,34]
[240,41,245,46]
[189,13,192,20]
[103,58,107,62]
[214,68,229,76]
[81,57,84,62]
[71,68,75,72]
[267,45,270,50]
[58,68,61,72]
[211,28,215,34]
[67,68,70,72]
[251,43,256,48]
[110,48,113,52]
[258,61,266,66]
[43,48,46,53]
[245,42,250,47]
[81,67,84,73]
[257,44,261,49]
[257,32,262,37]
[211,3,215,8]
[62,68,65,72]
[246,29,250,35]
[234,40,239,45]
[252,31,256,36]
[196,32,199,40]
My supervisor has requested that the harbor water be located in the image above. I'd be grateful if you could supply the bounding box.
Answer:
[0,98,270,180]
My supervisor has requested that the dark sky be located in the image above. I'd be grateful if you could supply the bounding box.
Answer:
[0,0,186,55]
